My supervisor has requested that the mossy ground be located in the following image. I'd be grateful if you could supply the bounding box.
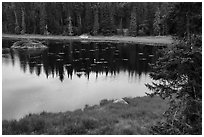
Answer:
[3,96,168,135]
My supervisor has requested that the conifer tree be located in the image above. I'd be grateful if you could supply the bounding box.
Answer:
[146,35,202,135]
[153,8,162,36]
[11,3,20,34]
[93,3,99,35]
[129,6,137,36]
[68,16,73,36]
[84,3,93,33]
[39,3,47,35]
[21,8,26,34]
[100,3,112,35]
[74,2,83,35]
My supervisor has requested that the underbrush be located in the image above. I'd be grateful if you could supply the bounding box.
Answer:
[2,96,168,135]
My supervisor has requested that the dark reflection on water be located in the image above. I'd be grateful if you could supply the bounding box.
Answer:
[3,40,160,81]
[2,39,164,120]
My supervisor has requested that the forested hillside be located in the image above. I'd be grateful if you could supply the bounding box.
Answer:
[2,2,201,37]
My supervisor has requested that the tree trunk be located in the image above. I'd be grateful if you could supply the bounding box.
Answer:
[68,16,73,36]
[93,8,99,35]
[119,18,123,30]
[11,3,20,34]
[77,14,82,34]
[12,3,18,27]
[78,14,82,28]
[14,10,18,26]
[186,12,190,42]
[21,8,26,34]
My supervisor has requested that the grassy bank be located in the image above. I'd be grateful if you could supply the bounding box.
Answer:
[2,96,168,135]
[2,34,173,45]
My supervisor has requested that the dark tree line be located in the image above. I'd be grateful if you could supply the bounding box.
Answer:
[2,2,201,37]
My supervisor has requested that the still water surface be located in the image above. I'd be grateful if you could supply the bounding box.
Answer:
[2,39,162,120]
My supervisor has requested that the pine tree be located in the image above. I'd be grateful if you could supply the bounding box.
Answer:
[68,16,73,36]
[159,3,172,36]
[39,3,47,35]
[109,3,116,31]
[153,8,162,36]
[129,6,137,36]
[146,35,202,135]
[167,3,201,39]
[3,3,15,33]
[100,3,115,35]
[93,3,99,35]
[84,3,93,33]
[119,18,123,30]
[11,3,20,34]
[21,7,26,34]
[74,2,83,35]
[2,2,176,36]
[116,2,126,35]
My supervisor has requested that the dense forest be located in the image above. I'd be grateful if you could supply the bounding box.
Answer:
[2,2,201,37]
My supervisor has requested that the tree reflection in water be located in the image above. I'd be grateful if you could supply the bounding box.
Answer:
[3,40,162,82]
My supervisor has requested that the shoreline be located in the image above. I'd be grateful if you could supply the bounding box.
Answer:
[2,34,173,45]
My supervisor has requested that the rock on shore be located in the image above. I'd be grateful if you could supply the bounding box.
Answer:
[11,39,48,49]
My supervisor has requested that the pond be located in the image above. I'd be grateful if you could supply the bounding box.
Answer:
[2,39,163,120]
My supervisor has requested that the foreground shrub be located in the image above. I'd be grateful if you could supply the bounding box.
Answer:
[146,34,202,134]
[81,118,99,130]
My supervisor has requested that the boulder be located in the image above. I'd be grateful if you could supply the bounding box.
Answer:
[79,34,89,39]
[11,39,48,49]
[113,98,128,104]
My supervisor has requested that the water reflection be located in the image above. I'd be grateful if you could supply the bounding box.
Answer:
[3,40,159,82]
[2,39,163,120]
